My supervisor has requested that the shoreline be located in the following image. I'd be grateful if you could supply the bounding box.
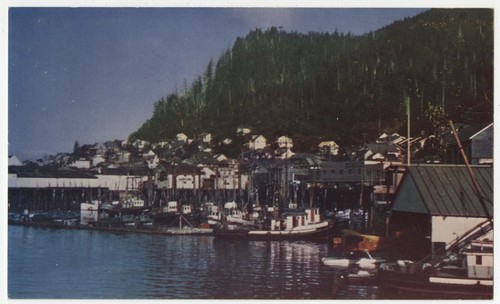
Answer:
[8,221,214,236]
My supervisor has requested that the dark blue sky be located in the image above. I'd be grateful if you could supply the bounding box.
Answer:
[8,7,429,160]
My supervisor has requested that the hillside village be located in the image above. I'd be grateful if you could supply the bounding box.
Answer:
[7,8,495,299]
[9,121,493,225]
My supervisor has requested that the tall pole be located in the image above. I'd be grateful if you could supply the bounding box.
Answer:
[406,96,411,165]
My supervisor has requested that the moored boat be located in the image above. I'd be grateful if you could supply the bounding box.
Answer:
[376,238,493,299]
[213,207,334,241]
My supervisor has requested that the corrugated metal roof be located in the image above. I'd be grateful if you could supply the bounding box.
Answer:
[395,165,493,217]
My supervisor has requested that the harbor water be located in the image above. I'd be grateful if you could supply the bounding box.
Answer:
[8,225,405,299]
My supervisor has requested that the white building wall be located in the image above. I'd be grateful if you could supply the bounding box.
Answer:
[431,216,491,247]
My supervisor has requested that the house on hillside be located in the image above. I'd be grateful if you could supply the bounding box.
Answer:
[69,158,91,169]
[277,136,293,148]
[237,126,252,136]
[318,141,340,156]
[176,133,188,143]
[115,151,131,163]
[276,136,295,159]
[131,140,150,152]
[247,135,267,150]
[222,138,233,145]
[388,165,493,260]
[91,155,106,167]
[201,133,212,144]
[91,143,108,156]
[104,140,122,153]
[214,154,228,162]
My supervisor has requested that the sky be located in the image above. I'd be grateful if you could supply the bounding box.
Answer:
[6,3,434,160]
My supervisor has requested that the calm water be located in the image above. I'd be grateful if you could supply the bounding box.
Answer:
[8,225,386,299]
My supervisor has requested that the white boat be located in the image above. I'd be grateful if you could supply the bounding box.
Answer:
[80,200,100,225]
[207,205,222,226]
[225,208,255,226]
[213,207,334,241]
[322,250,385,269]
[377,237,493,299]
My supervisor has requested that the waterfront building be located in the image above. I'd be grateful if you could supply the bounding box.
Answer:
[388,165,493,260]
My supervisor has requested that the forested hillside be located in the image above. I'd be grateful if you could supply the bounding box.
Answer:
[130,8,493,154]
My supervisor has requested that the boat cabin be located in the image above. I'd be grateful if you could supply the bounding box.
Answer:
[165,201,178,213]
[224,201,238,210]
[465,239,493,279]
[182,205,192,215]
[269,207,323,231]
[122,197,144,208]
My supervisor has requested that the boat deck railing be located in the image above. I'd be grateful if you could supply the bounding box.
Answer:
[418,219,493,267]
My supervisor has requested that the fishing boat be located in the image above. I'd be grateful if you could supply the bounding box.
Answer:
[207,205,223,226]
[377,236,493,299]
[212,207,334,241]
[150,201,183,225]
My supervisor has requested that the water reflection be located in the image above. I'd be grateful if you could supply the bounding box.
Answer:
[210,239,332,299]
[10,226,387,299]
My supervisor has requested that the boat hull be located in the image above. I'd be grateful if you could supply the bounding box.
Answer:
[377,267,493,299]
[213,222,334,241]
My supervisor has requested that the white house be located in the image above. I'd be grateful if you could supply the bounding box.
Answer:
[116,151,131,163]
[214,154,228,162]
[91,155,106,167]
[318,141,339,155]
[201,133,212,143]
[247,135,267,150]
[277,136,293,148]
[147,155,160,169]
[69,159,91,169]
[176,133,188,142]
[276,136,295,159]
[237,127,252,135]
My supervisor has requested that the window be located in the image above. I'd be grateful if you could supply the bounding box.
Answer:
[476,255,482,265]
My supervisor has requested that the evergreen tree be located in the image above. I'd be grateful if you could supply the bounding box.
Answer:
[129,9,493,152]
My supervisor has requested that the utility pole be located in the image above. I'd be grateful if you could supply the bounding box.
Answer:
[406,96,411,165]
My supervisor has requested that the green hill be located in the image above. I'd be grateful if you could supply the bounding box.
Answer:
[130,8,493,155]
